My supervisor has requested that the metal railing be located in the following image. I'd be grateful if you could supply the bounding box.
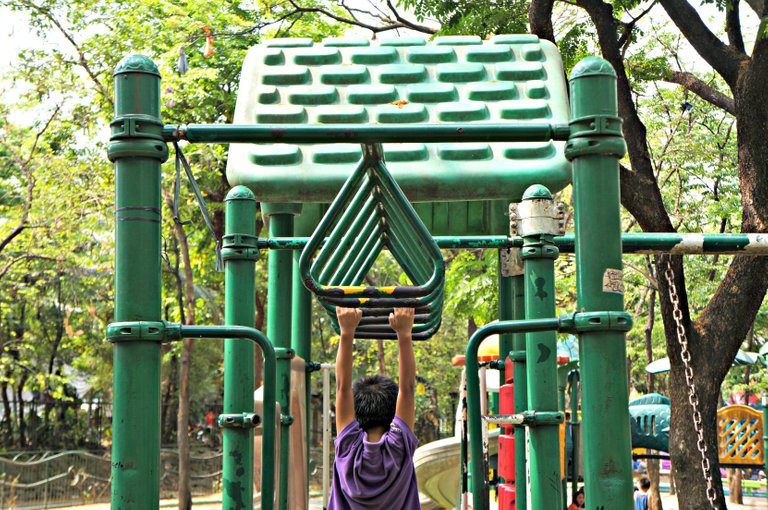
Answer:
[0,449,223,509]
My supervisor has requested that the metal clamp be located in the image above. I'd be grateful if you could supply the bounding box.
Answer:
[558,311,633,333]
[107,321,178,343]
[110,114,165,141]
[508,350,527,362]
[222,233,260,261]
[305,362,322,373]
[564,136,627,161]
[482,411,564,427]
[275,348,296,360]
[280,414,294,426]
[569,114,623,138]
[219,412,261,429]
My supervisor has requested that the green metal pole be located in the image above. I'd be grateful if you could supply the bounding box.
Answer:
[763,393,768,504]
[166,123,572,144]
[466,319,564,510]
[569,369,580,503]
[292,251,312,505]
[519,185,561,510]
[223,186,257,509]
[264,204,298,510]
[173,324,276,510]
[558,370,567,510]
[108,54,168,510]
[259,232,768,255]
[567,56,633,509]
[511,274,527,509]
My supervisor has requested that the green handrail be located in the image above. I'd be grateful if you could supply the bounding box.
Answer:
[179,325,277,510]
[465,318,565,510]
[165,123,572,144]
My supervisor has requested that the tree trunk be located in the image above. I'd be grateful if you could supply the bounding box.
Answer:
[377,339,387,375]
[728,468,743,504]
[164,188,197,510]
[647,453,663,510]
[177,338,193,510]
[162,353,178,445]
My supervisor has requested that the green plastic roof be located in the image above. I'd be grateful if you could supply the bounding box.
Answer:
[226,34,572,235]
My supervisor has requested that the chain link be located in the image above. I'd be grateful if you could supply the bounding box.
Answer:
[663,258,718,508]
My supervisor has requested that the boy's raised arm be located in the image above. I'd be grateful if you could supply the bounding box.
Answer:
[390,308,416,430]
[335,307,361,433]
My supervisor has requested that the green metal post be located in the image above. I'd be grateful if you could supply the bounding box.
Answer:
[764,393,768,504]
[466,319,565,510]
[223,186,258,509]
[511,275,527,509]
[292,251,312,504]
[569,369,581,503]
[107,54,168,510]
[558,371,567,510]
[519,185,561,509]
[264,204,298,510]
[567,56,633,508]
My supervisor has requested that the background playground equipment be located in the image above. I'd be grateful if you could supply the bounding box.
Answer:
[106,33,768,510]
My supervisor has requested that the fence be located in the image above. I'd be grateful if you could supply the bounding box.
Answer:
[0,449,223,509]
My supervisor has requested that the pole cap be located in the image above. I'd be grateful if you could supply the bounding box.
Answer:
[225,185,256,202]
[570,56,616,80]
[114,54,160,77]
[521,184,553,201]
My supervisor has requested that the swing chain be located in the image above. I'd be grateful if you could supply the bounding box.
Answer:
[663,258,718,509]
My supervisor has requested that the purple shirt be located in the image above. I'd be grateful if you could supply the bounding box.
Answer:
[328,416,421,509]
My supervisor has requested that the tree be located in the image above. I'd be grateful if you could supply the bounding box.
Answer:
[270,0,768,507]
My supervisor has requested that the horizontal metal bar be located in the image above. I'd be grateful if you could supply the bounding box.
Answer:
[165,123,572,144]
[261,233,768,255]
[482,411,564,426]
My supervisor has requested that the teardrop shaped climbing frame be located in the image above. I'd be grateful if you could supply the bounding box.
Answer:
[299,144,444,340]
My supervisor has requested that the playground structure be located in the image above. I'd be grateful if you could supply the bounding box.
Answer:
[105,34,768,510]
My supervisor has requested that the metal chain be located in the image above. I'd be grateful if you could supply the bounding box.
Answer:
[663,258,718,508]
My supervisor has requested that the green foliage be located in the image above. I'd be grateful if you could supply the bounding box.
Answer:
[397,0,527,37]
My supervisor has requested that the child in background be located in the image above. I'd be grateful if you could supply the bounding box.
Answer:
[328,307,420,510]
[634,477,651,510]
[567,487,585,509]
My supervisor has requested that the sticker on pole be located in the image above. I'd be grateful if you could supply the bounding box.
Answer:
[602,268,624,294]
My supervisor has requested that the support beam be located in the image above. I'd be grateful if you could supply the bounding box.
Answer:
[520,186,562,509]
[265,205,296,510]
[568,56,633,508]
[223,187,257,509]
[108,54,168,510]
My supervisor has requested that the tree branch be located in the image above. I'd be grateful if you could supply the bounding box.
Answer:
[657,0,745,87]
[384,0,437,35]
[576,0,674,232]
[19,0,113,106]
[725,0,746,54]
[662,70,735,114]
[0,255,61,281]
[284,0,432,35]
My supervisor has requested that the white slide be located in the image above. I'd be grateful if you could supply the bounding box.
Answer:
[415,429,500,509]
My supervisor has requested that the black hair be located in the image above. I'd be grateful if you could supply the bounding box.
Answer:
[639,477,651,490]
[352,374,399,431]
[571,487,584,505]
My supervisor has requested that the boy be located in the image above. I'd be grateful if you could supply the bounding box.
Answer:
[634,477,651,510]
[328,307,420,509]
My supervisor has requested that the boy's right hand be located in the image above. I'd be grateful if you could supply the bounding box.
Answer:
[336,307,362,332]
[389,307,415,335]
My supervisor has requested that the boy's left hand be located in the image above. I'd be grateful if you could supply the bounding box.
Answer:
[336,307,362,331]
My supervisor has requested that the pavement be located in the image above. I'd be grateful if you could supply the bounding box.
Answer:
[52,493,768,509]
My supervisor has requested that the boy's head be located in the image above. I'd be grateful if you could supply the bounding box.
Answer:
[639,477,651,491]
[352,374,398,431]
